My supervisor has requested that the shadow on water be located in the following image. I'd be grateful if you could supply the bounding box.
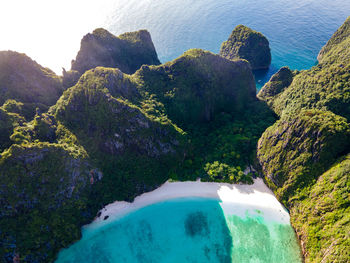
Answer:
[55,198,233,263]
[253,64,280,90]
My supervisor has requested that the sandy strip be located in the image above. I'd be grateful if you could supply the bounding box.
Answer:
[88,178,290,229]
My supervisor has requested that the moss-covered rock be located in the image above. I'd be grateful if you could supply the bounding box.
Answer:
[317,16,350,63]
[257,17,350,262]
[52,67,186,204]
[219,25,271,70]
[70,28,160,76]
[257,110,350,203]
[54,68,183,158]
[0,51,63,114]
[0,108,24,152]
[62,69,81,89]
[135,49,256,126]
[257,66,294,102]
[259,16,350,120]
[290,154,350,263]
[0,143,101,262]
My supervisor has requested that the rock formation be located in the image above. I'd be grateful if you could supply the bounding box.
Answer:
[0,51,63,117]
[220,25,271,70]
[257,16,350,263]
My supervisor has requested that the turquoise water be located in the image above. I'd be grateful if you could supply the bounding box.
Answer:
[56,198,302,263]
[105,0,350,88]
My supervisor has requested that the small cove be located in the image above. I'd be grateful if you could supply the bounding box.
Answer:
[56,180,302,263]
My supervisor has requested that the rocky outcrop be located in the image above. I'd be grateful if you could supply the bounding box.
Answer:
[257,66,294,103]
[0,143,101,262]
[257,110,350,202]
[257,16,350,263]
[317,16,350,63]
[219,25,271,70]
[0,51,63,110]
[135,49,256,126]
[290,154,350,263]
[70,28,160,75]
[259,17,350,121]
[54,69,183,158]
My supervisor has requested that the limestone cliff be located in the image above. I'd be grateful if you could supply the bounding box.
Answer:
[220,25,271,70]
[258,17,350,121]
[70,28,160,75]
[257,16,350,263]
[135,49,257,126]
[0,51,63,116]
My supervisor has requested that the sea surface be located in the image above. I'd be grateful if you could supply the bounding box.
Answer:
[104,0,350,88]
[56,198,302,263]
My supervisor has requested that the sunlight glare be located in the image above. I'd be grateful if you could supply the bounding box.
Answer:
[0,0,116,74]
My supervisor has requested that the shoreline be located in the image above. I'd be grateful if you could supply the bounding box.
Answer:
[88,178,290,229]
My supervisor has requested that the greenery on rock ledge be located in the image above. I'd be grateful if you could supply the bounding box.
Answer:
[257,16,350,263]
[219,25,271,70]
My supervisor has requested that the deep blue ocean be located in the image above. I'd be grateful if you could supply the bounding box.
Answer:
[105,0,350,88]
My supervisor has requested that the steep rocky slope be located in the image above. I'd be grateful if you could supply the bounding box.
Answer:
[0,51,63,117]
[258,110,350,202]
[220,25,271,70]
[290,154,350,262]
[258,16,350,120]
[257,16,350,263]
[62,28,161,89]
[135,49,257,126]
[71,28,160,75]
[0,143,101,262]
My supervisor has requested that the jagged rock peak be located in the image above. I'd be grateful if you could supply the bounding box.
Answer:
[70,28,160,75]
[220,25,271,70]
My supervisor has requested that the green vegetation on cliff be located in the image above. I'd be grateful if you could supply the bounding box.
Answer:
[67,28,160,85]
[291,154,350,262]
[0,143,101,262]
[258,17,350,121]
[220,25,271,70]
[0,51,63,118]
[257,16,350,263]
[258,110,350,202]
[135,49,257,126]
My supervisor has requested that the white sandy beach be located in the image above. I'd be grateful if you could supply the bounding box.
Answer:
[89,178,290,228]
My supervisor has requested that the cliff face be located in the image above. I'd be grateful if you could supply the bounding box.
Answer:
[290,154,350,262]
[0,143,101,262]
[257,16,350,263]
[53,67,186,202]
[258,110,350,202]
[70,28,160,75]
[135,49,257,127]
[220,25,271,70]
[0,51,63,117]
[258,17,350,121]
[317,16,350,63]
[257,66,294,102]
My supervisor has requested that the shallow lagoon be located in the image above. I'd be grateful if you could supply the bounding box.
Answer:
[56,197,302,263]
